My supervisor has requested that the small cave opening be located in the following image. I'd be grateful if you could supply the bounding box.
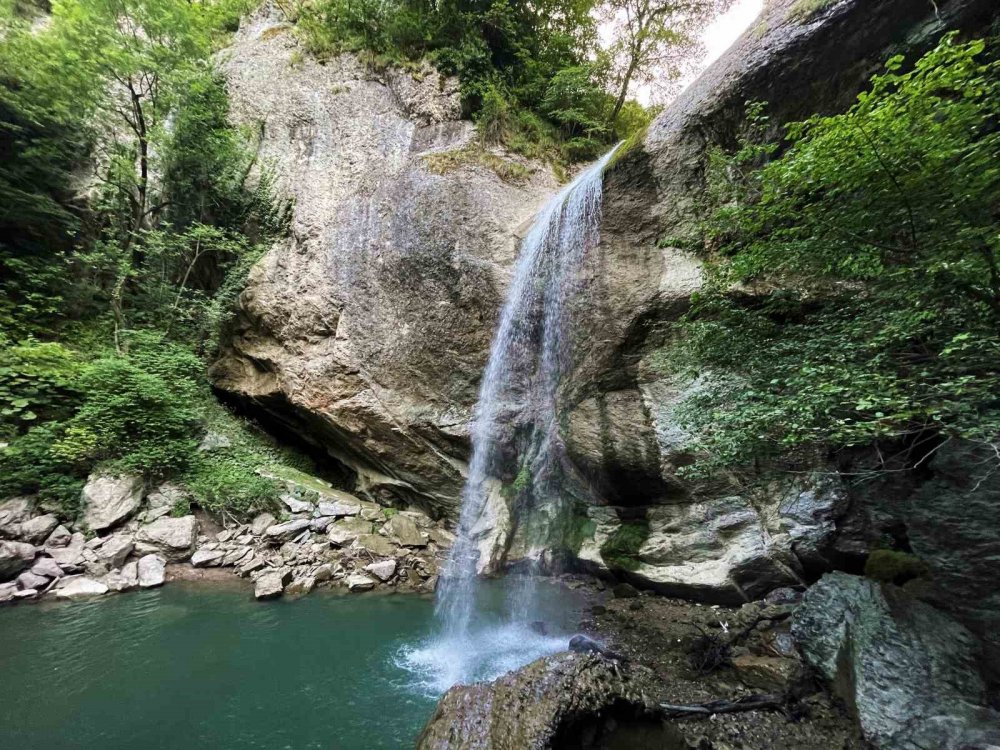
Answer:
[551,700,688,750]
[212,387,359,491]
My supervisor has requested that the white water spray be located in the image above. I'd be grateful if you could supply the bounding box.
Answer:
[401,145,619,691]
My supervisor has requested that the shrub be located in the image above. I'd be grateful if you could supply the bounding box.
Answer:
[0,423,87,514]
[57,335,205,475]
[669,36,1000,478]
[0,339,81,438]
[864,549,929,585]
[182,451,282,519]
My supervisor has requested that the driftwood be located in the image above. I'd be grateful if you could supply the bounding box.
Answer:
[659,693,785,719]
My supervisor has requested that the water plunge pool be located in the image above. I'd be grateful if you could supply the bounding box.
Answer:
[0,579,589,749]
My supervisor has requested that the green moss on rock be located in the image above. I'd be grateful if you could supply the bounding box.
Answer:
[864,549,929,585]
[600,519,650,572]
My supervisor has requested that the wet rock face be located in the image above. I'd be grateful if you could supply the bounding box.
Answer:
[211,10,558,518]
[417,652,686,750]
[792,572,1000,750]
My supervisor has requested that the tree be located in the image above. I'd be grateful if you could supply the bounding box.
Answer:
[669,35,1000,479]
[601,0,734,122]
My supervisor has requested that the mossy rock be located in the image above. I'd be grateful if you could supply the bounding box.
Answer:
[599,519,649,572]
[864,549,929,585]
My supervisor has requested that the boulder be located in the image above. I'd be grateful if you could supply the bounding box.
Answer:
[18,514,59,544]
[353,534,396,558]
[237,556,266,577]
[101,570,133,592]
[383,514,427,548]
[254,569,292,600]
[902,439,1000,670]
[264,519,311,543]
[327,517,373,547]
[364,559,396,582]
[0,581,17,602]
[576,499,799,604]
[428,528,456,547]
[120,561,139,588]
[136,554,166,588]
[81,474,143,532]
[730,654,803,694]
[280,494,315,514]
[17,570,49,590]
[345,574,376,592]
[96,533,134,569]
[285,577,315,598]
[191,548,226,567]
[221,546,253,566]
[417,652,684,750]
[55,576,109,599]
[145,482,187,511]
[792,572,1000,749]
[197,431,231,451]
[44,525,73,548]
[0,496,33,527]
[46,534,86,573]
[309,516,335,533]
[315,500,361,518]
[135,515,198,561]
[314,563,334,583]
[0,540,36,580]
[250,512,277,536]
[30,557,64,579]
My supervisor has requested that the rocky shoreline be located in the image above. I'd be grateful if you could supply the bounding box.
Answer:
[0,470,453,607]
[419,574,1000,750]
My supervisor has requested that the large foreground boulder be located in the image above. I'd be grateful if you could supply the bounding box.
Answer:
[81,474,143,532]
[417,652,685,750]
[792,572,1000,749]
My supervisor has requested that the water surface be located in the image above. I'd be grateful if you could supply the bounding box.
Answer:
[0,579,588,750]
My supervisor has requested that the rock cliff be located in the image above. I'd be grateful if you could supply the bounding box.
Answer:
[210,7,559,518]
[213,0,999,636]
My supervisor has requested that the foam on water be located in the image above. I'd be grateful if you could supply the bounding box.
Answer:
[397,623,571,696]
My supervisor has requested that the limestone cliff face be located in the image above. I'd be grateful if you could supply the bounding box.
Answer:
[210,9,558,518]
[214,0,999,624]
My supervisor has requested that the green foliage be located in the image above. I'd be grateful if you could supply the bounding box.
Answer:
[502,465,532,499]
[864,549,929,585]
[669,36,1000,478]
[0,423,87,513]
[60,337,203,474]
[290,0,654,166]
[182,451,281,518]
[789,0,834,21]
[599,519,649,571]
[181,406,314,519]
[0,340,81,437]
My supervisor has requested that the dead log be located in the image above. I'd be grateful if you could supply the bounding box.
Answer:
[659,693,785,719]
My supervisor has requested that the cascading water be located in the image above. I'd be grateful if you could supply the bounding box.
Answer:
[401,145,619,693]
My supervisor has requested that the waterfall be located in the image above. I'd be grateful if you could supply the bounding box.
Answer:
[401,145,619,692]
